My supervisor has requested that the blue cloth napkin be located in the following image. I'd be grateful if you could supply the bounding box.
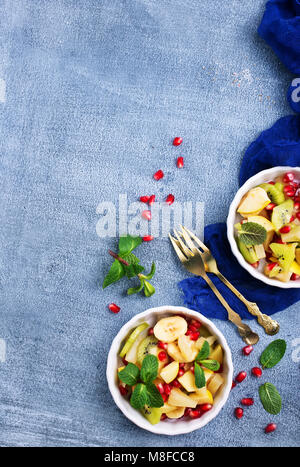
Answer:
[179,116,300,320]
[258,0,300,74]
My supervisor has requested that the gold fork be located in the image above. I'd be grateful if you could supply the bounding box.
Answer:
[169,229,260,345]
[178,226,280,336]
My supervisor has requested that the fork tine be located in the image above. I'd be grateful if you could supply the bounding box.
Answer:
[179,225,200,255]
[168,234,188,262]
[173,229,194,257]
[181,226,209,252]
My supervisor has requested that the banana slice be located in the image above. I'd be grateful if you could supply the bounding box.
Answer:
[154,316,187,343]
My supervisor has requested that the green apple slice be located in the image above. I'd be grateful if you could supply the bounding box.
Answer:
[119,322,149,358]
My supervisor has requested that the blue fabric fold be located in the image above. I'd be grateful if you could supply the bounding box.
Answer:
[258,0,300,74]
[179,116,300,320]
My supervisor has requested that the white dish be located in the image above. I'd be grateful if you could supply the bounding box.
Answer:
[106,305,233,435]
[227,166,300,288]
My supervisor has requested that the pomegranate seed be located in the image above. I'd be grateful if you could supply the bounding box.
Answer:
[232,381,237,389]
[178,368,185,377]
[236,371,247,383]
[200,403,212,412]
[142,210,151,220]
[290,216,295,222]
[190,319,201,329]
[215,363,223,374]
[176,156,184,168]
[142,235,154,242]
[158,351,167,362]
[148,194,156,205]
[275,237,285,244]
[287,191,295,197]
[164,384,172,396]
[186,329,193,336]
[267,262,278,271]
[148,327,154,335]
[153,170,164,180]
[179,363,185,369]
[140,196,150,203]
[242,345,253,356]
[165,194,175,205]
[280,225,291,234]
[294,202,300,211]
[283,172,295,183]
[162,393,168,402]
[173,137,183,146]
[296,212,300,220]
[188,324,198,333]
[268,181,275,185]
[119,385,128,396]
[122,358,128,366]
[251,367,262,377]
[172,380,181,388]
[189,331,200,341]
[241,398,254,406]
[184,408,192,417]
[108,303,120,314]
[161,414,167,421]
[266,202,276,211]
[158,341,168,350]
[189,409,201,419]
[190,366,195,374]
[235,407,244,419]
[156,383,164,394]
[265,423,277,433]
[291,273,299,281]
[251,262,259,268]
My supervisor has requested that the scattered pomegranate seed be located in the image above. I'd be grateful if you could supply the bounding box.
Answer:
[251,367,262,377]
[178,368,185,377]
[172,380,181,388]
[165,194,175,205]
[140,195,150,203]
[164,384,172,396]
[153,170,164,180]
[236,371,247,383]
[291,273,299,281]
[108,303,120,314]
[280,225,291,234]
[156,382,164,394]
[266,202,276,211]
[142,235,154,242]
[122,358,128,366]
[189,409,201,419]
[265,423,277,433]
[162,393,168,402]
[176,156,184,168]
[235,407,244,419]
[232,381,237,389]
[242,345,253,356]
[148,327,154,335]
[158,351,167,361]
[190,366,195,374]
[148,194,156,205]
[119,385,128,396]
[200,404,212,412]
[251,262,259,268]
[294,202,300,211]
[296,212,300,220]
[184,408,192,417]
[283,172,295,183]
[160,414,167,421]
[189,331,200,341]
[190,319,201,329]
[267,262,278,271]
[290,216,295,222]
[241,398,254,406]
[173,137,183,146]
[142,210,151,220]
[158,341,168,350]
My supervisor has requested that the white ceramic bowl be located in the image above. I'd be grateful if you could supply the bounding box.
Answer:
[106,305,233,435]
[227,166,300,288]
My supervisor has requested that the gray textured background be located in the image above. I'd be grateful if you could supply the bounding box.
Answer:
[0,0,299,447]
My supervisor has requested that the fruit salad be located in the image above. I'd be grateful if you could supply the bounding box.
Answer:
[117,315,225,425]
[235,171,300,283]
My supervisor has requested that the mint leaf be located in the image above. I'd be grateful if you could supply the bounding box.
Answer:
[118,363,140,386]
[140,262,156,280]
[102,260,124,288]
[238,222,267,246]
[200,360,220,371]
[195,341,210,362]
[143,280,155,297]
[119,235,142,256]
[194,362,206,388]
[122,253,144,278]
[259,383,282,415]
[130,383,149,410]
[140,354,158,383]
[145,383,164,408]
[127,281,144,295]
[260,339,286,369]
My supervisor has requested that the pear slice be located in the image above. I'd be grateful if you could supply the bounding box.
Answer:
[168,388,197,408]
[296,249,300,266]
[281,225,300,243]
[166,407,185,419]
[209,344,223,364]
[189,388,214,405]
[160,361,179,384]
[290,261,300,276]
[178,370,197,392]
[167,342,187,363]
[237,187,271,215]
[178,335,198,362]
[207,374,224,396]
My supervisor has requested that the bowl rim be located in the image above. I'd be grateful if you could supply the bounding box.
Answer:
[106,305,233,435]
[227,166,300,289]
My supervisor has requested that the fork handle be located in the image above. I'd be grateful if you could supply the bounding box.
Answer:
[216,272,280,336]
[202,273,259,345]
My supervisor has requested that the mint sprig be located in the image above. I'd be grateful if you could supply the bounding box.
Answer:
[259,383,282,415]
[237,222,267,247]
[260,339,286,369]
[194,362,206,389]
[194,342,220,387]
[102,235,156,297]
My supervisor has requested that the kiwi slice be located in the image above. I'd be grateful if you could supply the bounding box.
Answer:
[237,237,258,264]
[271,199,294,232]
[259,183,285,205]
[119,322,149,358]
[141,405,162,425]
[137,336,158,365]
[270,243,297,272]
[274,182,284,192]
